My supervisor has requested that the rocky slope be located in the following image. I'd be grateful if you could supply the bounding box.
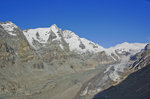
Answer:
[0,21,147,99]
[76,43,147,99]
[93,44,150,99]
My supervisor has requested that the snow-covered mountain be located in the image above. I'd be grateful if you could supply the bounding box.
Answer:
[0,21,147,60]
[23,24,105,54]
[0,21,148,99]
[106,42,146,55]
[23,24,61,46]
[22,23,146,60]
[0,21,146,58]
[0,21,19,36]
[62,30,105,53]
[105,42,147,60]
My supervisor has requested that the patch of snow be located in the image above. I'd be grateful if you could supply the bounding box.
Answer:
[109,71,120,82]
[106,42,146,55]
[81,38,105,52]
[104,65,113,73]
[50,24,59,33]
[62,30,105,54]
[110,55,117,61]
[23,28,50,47]
[80,87,89,96]
[59,44,64,49]
[50,24,62,41]
[6,32,17,36]
[0,21,17,36]
[96,88,102,92]
[23,24,61,48]
[63,30,83,53]
[105,42,147,61]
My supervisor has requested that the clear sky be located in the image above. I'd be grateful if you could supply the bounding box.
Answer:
[0,0,150,48]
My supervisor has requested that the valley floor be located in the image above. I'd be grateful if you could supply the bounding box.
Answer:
[0,64,108,99]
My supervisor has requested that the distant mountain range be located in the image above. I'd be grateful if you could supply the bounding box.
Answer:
[0,21,148,99]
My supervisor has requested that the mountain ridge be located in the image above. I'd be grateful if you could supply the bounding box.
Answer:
[0,21,148,99]
[93,44,150,99]
[0,21,147,62]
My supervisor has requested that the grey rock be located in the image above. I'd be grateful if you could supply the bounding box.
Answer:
[79,43,85,49]
[145,43,150,50]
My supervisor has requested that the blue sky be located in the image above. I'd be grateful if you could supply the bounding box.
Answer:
[0,0,150,48]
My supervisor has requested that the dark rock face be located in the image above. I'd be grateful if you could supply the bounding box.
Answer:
[89,42,98,48]
[145,43,150,51]
[130,46,150,70]
[93,64,150,99]
[79,43,86,49]
[33,62,44,69]
[49,32,57,40]
[0,42,16,68]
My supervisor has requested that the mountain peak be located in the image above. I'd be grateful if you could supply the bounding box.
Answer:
[0,21,18,28]
[0,21,18,36]
[105,42,147,60]
[50,24,59,33]
[50,24,57,27]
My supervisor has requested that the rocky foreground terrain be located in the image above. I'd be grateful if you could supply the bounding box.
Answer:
[0,21,148,99]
